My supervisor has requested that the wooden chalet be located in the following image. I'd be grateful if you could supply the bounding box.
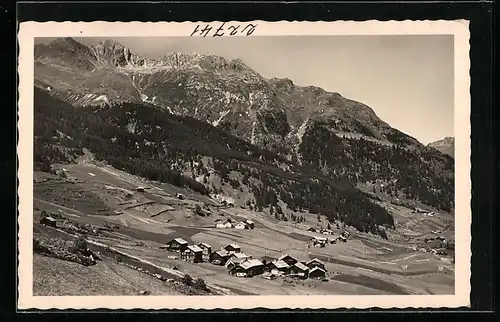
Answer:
[181,245,203,263]
[166,238,189,253]
[209,250,231,265]
[225,252,251,269]
[277,254,298,266]
[197,242,212,260]
[267,260,290,275]
[224,243,241,254]
[306,258,326,271]
[229,259,265,277]
[308,266,327,279]
[289,262,309,279]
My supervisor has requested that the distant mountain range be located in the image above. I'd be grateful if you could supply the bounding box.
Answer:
[427,137,454,158]
[33,37,455,237]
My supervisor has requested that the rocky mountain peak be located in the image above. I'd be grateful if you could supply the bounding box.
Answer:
[428,137,454,157]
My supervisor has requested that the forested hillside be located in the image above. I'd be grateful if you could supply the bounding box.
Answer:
[34,87,394,237]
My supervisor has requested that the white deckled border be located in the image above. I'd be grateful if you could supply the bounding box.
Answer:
[17,20,471,310]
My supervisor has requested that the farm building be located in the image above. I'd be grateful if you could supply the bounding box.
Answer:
[176,193,185,200]
[289,262,309,279]
[39,216,57,228]
[308,227,317,232]
[245,220,255,229]
[267,260,290,275]
[336,236,347,243]
[234,222,247,229]
[181,245,203,263]
[306,258,326,271]
[135,186,145,192]
[230,259,265,277]
[197,242,212,260]
[309,267,327,279]
[277,254,298,266]
[209,250,231,265]
[166,238,189,253]
[312,237,327,247]
[225,252,251,269]
[224,243,241,254]
[215,220,233,229]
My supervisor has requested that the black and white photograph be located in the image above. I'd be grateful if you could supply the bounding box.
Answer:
[17,20,471,309]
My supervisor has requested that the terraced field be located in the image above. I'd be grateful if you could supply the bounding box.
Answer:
[33,162,455,296]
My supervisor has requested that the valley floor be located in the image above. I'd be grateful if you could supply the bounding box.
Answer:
[32,163,455,296]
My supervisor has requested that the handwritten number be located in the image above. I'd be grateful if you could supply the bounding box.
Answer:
[190,23,257,37]
[241,24,257,36]
[227,25,239,36]
[213,22,226,37]
[190,25,200,37]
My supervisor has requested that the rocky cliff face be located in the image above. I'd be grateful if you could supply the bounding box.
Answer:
[34,37,454,213]
[428,137,455,158]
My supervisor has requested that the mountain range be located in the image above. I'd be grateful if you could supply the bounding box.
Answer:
[33,37,455,238]
[427,137,454,158]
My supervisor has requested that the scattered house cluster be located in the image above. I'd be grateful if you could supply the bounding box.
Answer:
[162,239,329,280]
[214,219,255,230]
[419,236,452,256]
[261,254,327,280]
[307,231,349,248]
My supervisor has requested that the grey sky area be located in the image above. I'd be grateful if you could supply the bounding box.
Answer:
[37,35,454,144]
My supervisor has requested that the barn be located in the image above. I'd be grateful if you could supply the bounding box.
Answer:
[289,262,309,279]
[306,258,326,271]
[308,266,327,279]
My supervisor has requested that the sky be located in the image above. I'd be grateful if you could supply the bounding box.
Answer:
[38,35,454,144]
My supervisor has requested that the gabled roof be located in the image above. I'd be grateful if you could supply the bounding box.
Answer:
[187,245,203,252]
[309,266,326,274]
[293,262,309,271]
[235,222,246,226]
[43,216,57,222]
[272,260,290,269]
[169,238,188,245]
[306,258,325,266]
[278,254,297,261]
[239,259,264,270]
[231,252,250,259]
[245,219,254,224]
[214,250,230,257]
[198,242,211,249]
[225,243,241,249]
